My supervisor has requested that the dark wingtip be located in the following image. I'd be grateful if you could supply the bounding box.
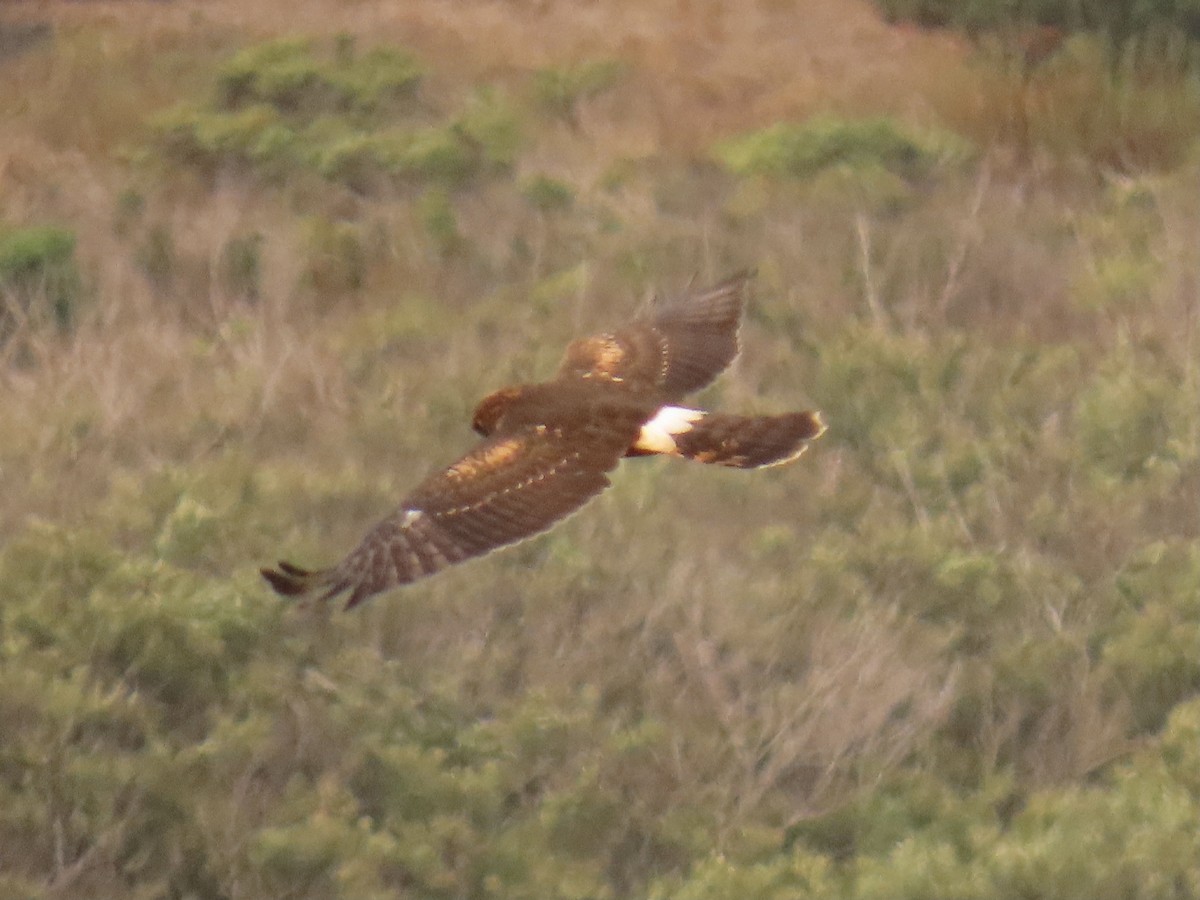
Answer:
[262,558,360,609]
[260,559,333,600]
[260,565,305,597]
[341,581,371,610]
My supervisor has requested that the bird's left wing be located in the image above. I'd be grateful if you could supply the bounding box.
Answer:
[261,412,643,609]
[555,271,751,400]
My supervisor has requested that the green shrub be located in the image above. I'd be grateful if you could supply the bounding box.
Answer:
[533,58,625,124]
[873,0,1200,70]
[1072,251,1160,312]
[522,175,575,212]
[871,0,1187,35]
[151,39,505,190]
[217,38,324,112]
[984,770,1200,899]
[648,852,838,900]
[1160,697,1200,793]
[112,186,146,238]
[136,223,176,290]
[0,225,76,287]
[327,44,424,114]
[0,225,81,336]
[216,37,422,116]
[219,231,264,301]
[713,117,971,183]
[455,87,522,169]
[390,125,477,182]
[308,127,403,189]
[152,103,299,175]
[306,122,485,188]
[872,0,1057,31]
[1074,352,1185,479]
[1103,541,1200,731]
[417,189,462,255]
[300,216,366,295]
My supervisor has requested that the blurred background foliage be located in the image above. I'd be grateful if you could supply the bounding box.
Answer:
[1,0,1199,897]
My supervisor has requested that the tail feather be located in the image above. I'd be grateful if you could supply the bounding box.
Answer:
[673,410,825,468]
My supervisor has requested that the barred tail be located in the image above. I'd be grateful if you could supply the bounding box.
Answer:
[672,410,826,468]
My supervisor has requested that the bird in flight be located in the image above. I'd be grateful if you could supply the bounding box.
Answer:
[262,272,825,609]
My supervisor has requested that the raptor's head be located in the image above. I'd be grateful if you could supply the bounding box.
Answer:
[471,386,526,436]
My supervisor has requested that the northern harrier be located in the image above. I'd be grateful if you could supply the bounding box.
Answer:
[262,272,825,608]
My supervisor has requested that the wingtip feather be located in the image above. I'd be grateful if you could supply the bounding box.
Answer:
[260,560,342,602]
[277,560,314,577]
[260,564,307,597]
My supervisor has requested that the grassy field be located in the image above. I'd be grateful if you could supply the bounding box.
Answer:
[2,1,1200,897]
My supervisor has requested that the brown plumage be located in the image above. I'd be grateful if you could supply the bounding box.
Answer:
[262,272,826,609]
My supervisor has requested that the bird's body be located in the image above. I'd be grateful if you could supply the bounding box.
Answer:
[262,272,825,608]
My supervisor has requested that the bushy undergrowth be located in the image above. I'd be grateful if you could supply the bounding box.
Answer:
[712,117,973,212]
[873,0,1200,171]
[713,117,971,183]
[532,58,625,127]
[874,0,1200,47]
[216,36,423,115]
[0,224,80,340]
[2,5,1200,898]
[151,37,517,189]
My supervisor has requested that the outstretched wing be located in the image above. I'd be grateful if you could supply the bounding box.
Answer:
[261,413,643,609]
[556,271,752,400]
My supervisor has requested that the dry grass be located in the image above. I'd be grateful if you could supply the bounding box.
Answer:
[18,0,968,154]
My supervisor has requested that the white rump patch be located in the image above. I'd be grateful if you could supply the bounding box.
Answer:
[401,508,424,527]
[635,406,705,454]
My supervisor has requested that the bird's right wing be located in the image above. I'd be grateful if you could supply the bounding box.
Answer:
[261,411,644,608]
